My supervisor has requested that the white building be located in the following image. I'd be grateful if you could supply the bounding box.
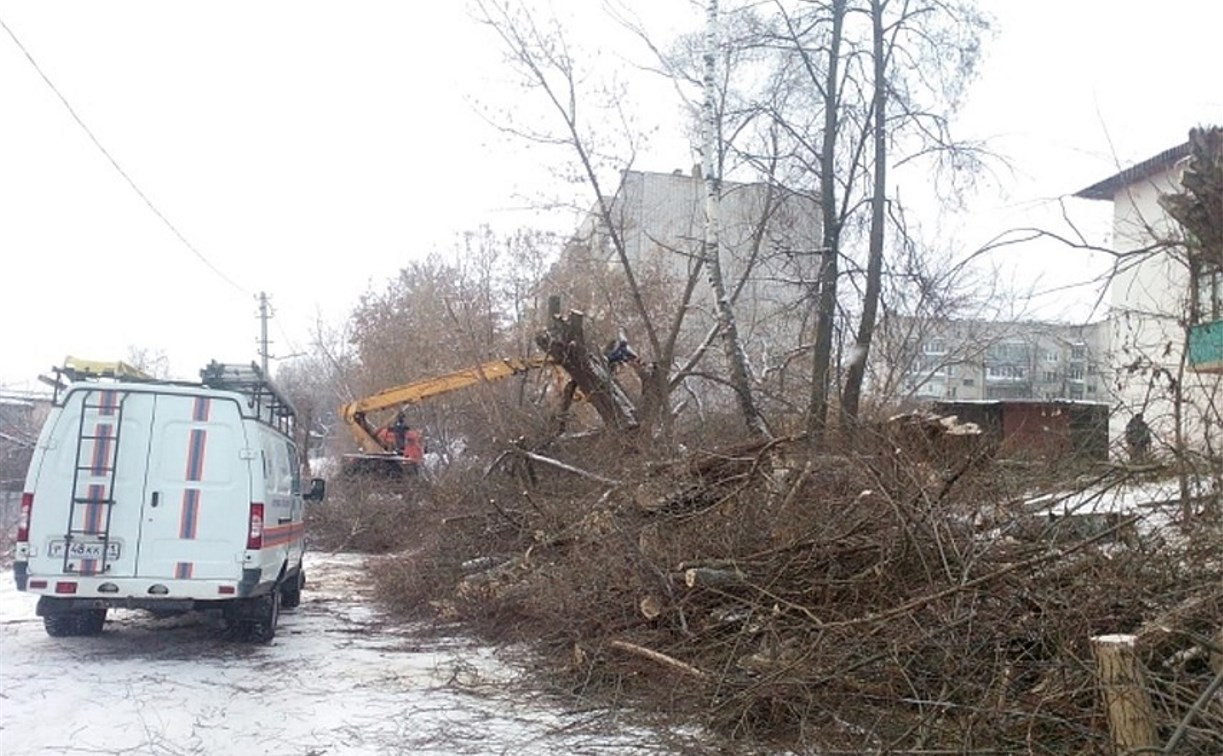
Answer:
[1075,134,1223,457]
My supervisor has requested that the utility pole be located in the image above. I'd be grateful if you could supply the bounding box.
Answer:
[257,291,272,376]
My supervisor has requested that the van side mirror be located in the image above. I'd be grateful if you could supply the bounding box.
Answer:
[304,478,326,502]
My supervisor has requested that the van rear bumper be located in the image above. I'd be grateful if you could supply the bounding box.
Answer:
[38,595,199,614]
[17,570,274,603]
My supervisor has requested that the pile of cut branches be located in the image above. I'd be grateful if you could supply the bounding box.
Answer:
[372,428,1222,752]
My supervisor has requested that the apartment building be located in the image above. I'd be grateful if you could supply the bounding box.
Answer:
[882,317,1110,403]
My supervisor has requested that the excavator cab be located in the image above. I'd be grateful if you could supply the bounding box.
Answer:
[345,414,424,478]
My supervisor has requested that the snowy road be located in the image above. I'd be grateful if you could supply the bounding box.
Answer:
[0,553,664,755]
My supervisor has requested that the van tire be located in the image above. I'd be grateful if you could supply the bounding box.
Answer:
[247,589,280,644]
[77,609,107,636]
[281,569,304,609]
[44,613,77,637]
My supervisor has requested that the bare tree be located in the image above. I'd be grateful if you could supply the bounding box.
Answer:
[475,0,685,432]
[0,396,47,491]
[477,0,776,440]
[123,346,171,379]
[344,236,560,462]
[807,0,848,444]
[840,0,888,424]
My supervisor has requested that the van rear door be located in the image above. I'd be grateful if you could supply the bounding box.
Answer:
[27,388,154,579]
[136,394,252,580]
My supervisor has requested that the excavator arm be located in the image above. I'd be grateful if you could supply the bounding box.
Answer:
[340,356,552,453]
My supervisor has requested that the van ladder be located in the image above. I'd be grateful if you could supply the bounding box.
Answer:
[61,389,128,575]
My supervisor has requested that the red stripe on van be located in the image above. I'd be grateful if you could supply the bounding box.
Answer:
[80,558,98,576]
[192,397,211,422]
[185,429,207,482]
[174,562,194,579]
[261,521,305,548]
[99,390,119,416]
[178,489,200,540]
[91,424,113,475]
[84,483,106,534]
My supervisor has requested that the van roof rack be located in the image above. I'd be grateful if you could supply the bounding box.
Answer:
[200,361,297,437]
[44,357,297,438]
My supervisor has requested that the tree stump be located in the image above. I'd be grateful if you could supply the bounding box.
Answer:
[1090,634,1157,752]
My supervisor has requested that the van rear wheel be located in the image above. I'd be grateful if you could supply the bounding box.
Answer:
[76,609,107,636]
[44,613,77,637]
[247,589,280,644]
[41,609,105,637]
[281,570,304,609]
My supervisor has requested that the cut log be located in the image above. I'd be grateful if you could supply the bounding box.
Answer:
[639,595,664,620]
[683,567,747,589]
[512,449,621,486]
[608,639,708,680]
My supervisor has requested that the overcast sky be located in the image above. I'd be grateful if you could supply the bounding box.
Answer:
[2,0,1221,389]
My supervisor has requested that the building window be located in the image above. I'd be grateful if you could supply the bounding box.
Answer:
[987,342,1029,361]
[1194,264,1222,323]
[923,338,947,355]
[1044,371,1058,382]
[987,365,1026,380]
[962,378,974,386]
[1071,344,1087,360]
[1044,350,1059,363]
[1068,366,1084,381]
[912,354,955,377]
[987,385,1027,399]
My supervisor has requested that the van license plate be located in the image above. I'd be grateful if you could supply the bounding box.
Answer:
[49,541,121,560]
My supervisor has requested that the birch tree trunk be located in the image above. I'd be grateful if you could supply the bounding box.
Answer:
[703,0,769,439]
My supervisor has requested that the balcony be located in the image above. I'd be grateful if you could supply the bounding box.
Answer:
[1188,319,1223,372]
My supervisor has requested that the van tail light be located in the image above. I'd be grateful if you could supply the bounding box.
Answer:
[247,502,264,549]
[17,493,33,542]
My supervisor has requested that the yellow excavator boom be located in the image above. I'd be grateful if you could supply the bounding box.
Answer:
[340,355,552,453]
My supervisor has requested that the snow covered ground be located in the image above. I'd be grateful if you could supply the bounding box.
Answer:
[0,553,674,755]
[1022,475,1217,516]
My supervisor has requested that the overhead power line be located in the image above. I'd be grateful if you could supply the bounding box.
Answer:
[0,14,247,294]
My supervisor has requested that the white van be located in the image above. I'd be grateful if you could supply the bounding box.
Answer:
[13,360,325,643]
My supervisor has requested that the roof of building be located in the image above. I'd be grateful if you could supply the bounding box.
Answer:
[932,398,1110,408]
[1074,141,1190,200]
[0,390,50,407]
